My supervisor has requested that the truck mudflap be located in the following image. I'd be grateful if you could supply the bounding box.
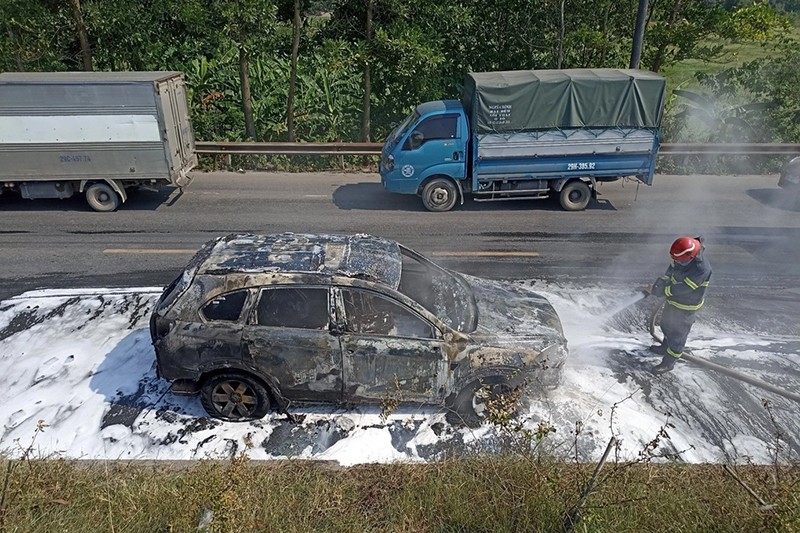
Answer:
[175,167,194,188]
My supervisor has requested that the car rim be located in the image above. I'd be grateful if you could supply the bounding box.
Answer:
[471,383,511,421]
[471,386,492,419]
[211,380,258,418]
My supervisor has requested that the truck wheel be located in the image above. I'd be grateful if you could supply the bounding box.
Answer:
[200,372,271,422]
[559,180,591,211]
[85,183,120,212]
[422,178,458,212]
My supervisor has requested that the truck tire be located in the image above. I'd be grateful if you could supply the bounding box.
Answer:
[85,183,120,212]
[559,180,591,211]
[422,178,458,212]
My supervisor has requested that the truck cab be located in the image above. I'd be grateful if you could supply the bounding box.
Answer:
[380,100,469,211]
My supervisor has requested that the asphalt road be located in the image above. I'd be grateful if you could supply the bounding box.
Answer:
[1,171,799,460]
[1,171,799,333]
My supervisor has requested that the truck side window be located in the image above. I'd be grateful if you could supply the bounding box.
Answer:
[201,290,248,322]
[403,115,458,150]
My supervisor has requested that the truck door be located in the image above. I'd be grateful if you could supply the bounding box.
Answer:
[171,78,196,170]
[158,77,196,185]
[396,113,465,182]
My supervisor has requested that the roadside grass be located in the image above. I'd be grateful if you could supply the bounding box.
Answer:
[663,41,775,94]
[662,26,800,95]
[1,456,797,532]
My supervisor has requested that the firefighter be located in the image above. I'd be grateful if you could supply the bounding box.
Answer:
[648,236,712,374]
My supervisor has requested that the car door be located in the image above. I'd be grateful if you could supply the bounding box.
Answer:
[242,286,343,403]
[173,289,250,369]
[335,287,450,404]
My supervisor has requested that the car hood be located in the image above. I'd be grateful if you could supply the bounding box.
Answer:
[463,275,566,354]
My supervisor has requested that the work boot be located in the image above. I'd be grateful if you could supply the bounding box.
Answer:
[652,355,677,374]
[649,344,668,356]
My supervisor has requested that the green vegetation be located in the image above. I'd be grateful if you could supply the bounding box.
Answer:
[1,0,798,153]
[1,456,798,532]
[0,405,797,532]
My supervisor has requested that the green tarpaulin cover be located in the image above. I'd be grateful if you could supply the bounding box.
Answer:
[462,69,666,133]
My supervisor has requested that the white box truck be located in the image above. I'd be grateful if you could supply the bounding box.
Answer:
[0,71,196,211]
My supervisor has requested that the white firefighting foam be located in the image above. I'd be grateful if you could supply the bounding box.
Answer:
[0,286,797,465]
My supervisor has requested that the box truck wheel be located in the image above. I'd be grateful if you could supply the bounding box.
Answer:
[422,178,457,212]
[85,183,120,212]
[559,180,591,211]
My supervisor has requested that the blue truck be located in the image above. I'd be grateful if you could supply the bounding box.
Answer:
[379,69,666,211]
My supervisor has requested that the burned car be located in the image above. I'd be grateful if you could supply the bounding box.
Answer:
[150,233,567,426]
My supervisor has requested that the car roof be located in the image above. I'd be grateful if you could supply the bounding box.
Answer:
[195,233,403,288]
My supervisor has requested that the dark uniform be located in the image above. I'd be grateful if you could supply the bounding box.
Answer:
[650,249,712,372]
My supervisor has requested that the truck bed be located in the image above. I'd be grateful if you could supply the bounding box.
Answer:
[474,128,658,185]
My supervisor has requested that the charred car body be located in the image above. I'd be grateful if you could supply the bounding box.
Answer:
[150,233,567,426]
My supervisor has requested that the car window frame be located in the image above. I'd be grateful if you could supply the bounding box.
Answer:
[198,288,253,324]
[334,286,442,340]
[248,285,333,331]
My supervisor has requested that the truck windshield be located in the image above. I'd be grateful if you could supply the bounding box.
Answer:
[392,111,419,144]
[397,246,478,333]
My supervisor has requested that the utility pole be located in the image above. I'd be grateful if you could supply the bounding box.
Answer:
[630,0,648,69]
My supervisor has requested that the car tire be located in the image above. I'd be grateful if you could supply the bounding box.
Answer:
[85,182,120,212]
[559,180,591,211]
[446,376,516,428]
[422,178,458,212]
[200,372,271,422]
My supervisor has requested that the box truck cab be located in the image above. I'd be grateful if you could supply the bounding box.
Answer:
[380,69,666,212]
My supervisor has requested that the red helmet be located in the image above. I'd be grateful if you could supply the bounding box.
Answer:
[670,236,701,262]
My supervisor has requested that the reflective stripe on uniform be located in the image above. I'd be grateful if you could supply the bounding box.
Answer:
[667,299,704,311]
[685,277,699,290]
[665,286,672,297]
[667,347,682,358]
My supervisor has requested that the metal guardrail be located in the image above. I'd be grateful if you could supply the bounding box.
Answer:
[195,141,381,155]
[659,143,800,155]
[195,141,800,157]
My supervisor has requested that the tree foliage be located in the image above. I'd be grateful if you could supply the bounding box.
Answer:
[0,0,797,145]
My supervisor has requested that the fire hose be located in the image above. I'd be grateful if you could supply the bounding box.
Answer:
[647,301,800,404]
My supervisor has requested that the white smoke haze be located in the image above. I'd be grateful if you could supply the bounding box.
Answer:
[0,285,796,465]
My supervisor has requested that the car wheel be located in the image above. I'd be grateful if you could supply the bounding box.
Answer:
[85,183,120,212]
[559,180,591,211]
[422,178,458,212]
[200,372,271,422]
[446,376,516,428]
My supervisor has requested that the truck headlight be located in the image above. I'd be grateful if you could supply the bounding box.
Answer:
[385,154,395,171]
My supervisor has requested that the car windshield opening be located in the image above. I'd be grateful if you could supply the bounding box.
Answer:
[397,247,477,332]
